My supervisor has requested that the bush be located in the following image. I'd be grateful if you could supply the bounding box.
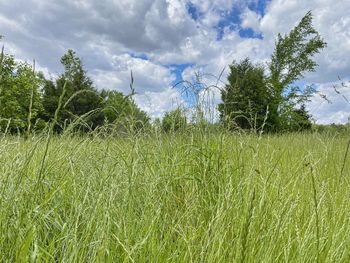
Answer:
[162,108,187,133]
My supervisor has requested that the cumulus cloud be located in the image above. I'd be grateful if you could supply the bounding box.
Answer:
[259,0,350,83]
[0,0,349,121]
[241,8,262,32]
[134,88,185,119]
[92,54,176,93]
[307,80,350,124]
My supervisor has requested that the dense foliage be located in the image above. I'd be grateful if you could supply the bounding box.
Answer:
[42,50,105,132]
[101,90,150,132]
[0,53,44,133]
[0,49,149,133]
[219,12,327,132]
[218,58,270,131]
[162,108,187,133]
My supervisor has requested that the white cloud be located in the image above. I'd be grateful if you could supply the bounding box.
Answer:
[307,80,350,124]
[241,8,261,32]
[134,88,185,119]
[91,54,176,94]
[0,0,349,122]
[259,0,350,83]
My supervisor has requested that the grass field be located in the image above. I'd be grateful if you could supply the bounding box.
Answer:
[0,131,350,262]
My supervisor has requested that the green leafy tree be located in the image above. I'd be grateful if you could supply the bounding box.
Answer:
[101,90,150,131]
[162,108,187,132]
[42,50,104,131]
[290,104,313,131]
[0,53,43,132]
[219,12,326,132]
[268,11,327,130]
[218,58,271,131]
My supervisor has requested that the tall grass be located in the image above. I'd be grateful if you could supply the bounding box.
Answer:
[0,130,349,262]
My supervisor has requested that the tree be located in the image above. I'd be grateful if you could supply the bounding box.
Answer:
[162,108,187,132]
[218,58,271,131]
[42,50,104,131]
[0,53,43,133]
[268,11,327,130]
[101,90,150,131]
[219,11,326,132]
[290,104,313,131]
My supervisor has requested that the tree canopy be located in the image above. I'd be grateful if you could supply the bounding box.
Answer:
[101,90,150,132]
[42,49,104,131]
[0,54,43,132]
[219,11,327,132]
[1,48,150,134]
[219,58,270,131]
[162,108,187,133]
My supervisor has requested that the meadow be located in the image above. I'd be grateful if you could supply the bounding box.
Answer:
[0,130,349,262]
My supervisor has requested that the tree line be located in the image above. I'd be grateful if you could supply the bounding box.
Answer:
[0,48,151,134]
[0,12,329,134]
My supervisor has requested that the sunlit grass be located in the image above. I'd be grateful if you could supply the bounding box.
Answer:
[0,131,349,262]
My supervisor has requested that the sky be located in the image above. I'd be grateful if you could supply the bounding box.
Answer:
[0,0,349,124]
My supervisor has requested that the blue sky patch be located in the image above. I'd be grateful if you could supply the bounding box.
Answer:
[167,63,195,86]
[215,7,241,40]
[186,2,202,21]
[129,52,149,61]
[239,28,263,39]
[248,0,271,16]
